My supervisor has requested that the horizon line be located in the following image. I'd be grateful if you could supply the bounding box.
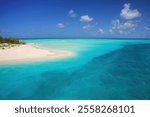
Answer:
[20,37,150,39]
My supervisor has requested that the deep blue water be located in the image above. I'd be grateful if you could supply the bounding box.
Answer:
[0,39,150,100]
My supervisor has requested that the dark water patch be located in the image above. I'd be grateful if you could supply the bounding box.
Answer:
[30,71,71,99]
[69,44,150,99]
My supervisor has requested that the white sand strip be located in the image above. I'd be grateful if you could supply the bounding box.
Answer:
[0,44,74,62]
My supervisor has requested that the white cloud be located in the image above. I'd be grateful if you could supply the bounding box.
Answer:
[111,19,137,34]
[119,21,136,29]
[109,3,141,35]
[120,3,141,20]
[112,19,136,30]
[56,23,65,28]
[68,10,77,17]
[82,24,95,30]
[80,15,93,22]
[112,19,120,29]
[109,29,114,33]
[98,28,105,34]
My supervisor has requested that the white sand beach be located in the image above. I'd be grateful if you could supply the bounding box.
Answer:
[0,44,74,62]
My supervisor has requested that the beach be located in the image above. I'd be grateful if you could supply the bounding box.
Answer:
[0,44,74,62]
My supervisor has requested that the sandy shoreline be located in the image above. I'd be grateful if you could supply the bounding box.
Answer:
[0,44,74,63]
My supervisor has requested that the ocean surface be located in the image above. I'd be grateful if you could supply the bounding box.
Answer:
[0,38,150,100]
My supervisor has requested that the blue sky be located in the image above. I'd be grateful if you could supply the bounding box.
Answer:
[0,0,150,38]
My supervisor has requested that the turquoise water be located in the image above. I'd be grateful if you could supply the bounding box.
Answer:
[0,39,150,100]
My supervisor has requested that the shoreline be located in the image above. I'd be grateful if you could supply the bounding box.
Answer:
[0,44,74,63]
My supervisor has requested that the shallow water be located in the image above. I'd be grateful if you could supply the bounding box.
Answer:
[0,39,150,99]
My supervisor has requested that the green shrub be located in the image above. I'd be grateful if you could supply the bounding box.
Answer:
[0,36,26,44]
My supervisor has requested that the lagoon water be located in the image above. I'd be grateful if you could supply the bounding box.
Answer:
[0,39,150,100]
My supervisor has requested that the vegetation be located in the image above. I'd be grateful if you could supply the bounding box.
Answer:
[0,36,26,44]
[0,36,26,49]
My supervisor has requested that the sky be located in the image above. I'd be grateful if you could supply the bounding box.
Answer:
[0,0,150,38]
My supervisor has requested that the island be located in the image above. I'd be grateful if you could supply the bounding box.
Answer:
[0,36,73,63]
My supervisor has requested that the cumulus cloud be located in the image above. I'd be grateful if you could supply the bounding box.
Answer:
[110,19,137,34]
[68,10,77,17]
[120,3,141,20]
[119,21,136,29]
[109,3,141,35]
[112,19,136,30]
[98,28,105,34]
[56,23,65,28]
[82,24,95,30]
[80,15,93,22]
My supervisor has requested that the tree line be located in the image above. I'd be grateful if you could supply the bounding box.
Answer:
[0,36,26,44]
